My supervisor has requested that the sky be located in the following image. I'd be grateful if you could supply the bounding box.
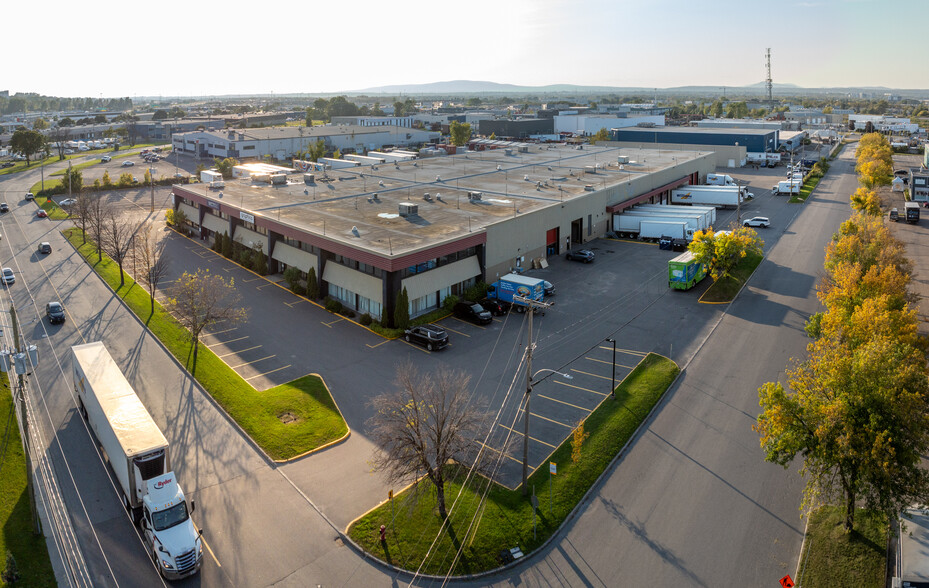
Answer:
[5,0,927,98]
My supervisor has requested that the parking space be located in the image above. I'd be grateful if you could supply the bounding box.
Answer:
[483,345,647,489]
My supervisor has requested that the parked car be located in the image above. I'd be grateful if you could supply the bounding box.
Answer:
[36,209,48,218]
[1,268,14,285]
[742,216,770,228]
[453,301,493,325]
[38,242,51,254]
[479,297,510,316]
[121,160,135,167]
[25,192,35,200]
[890,208,900,222]
[101,155,112,163]
[403,324,449,351]
[45,302,65,324]
[60,198,77,206]
[0,203,8,213]
[566,249,595,263]
[0,162,14,169]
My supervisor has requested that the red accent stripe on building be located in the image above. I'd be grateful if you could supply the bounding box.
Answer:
[174,186,486,272]
[604,176,693,213]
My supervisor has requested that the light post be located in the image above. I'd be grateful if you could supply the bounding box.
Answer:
[522,366,572,495]
[605,338,616,398]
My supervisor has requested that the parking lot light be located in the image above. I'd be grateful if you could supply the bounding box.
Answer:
[606,338,616,398]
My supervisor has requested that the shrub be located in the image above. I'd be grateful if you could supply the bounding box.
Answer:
[464,281,489,302]
[306,267,319,299]
[2,551,19,583]
[164,209,176,225]
[102,170,112,187]
[394,287,410,330]
[253,250,268,275]
[117,172,134,187]
[283,266,302,291]
[221,231,233,258]
[339,308,355,318]
[359,313,373,326]
[325,298,343,313]
[293,285,307,296]
[442,294,459,312]
[237,249,252,267]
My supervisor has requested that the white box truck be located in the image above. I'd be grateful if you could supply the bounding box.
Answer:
[73,342,202,580]
[706,173,736,186]
[200,169,224,188]
[671,185,743,208]
[773,180,801,195]
[629,203,717,229]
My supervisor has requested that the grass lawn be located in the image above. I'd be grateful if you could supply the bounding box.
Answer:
[35,197,69,221]
[699,250,764,303]
[348,353,679,575]
[796,506,887,588]
[790,174,822,203]
[63,228,348,460]
[0,375,56,587]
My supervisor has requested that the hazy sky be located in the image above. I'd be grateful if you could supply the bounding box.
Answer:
[6,0,925,98]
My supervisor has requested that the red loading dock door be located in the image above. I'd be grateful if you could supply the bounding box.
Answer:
[546,228,559,256]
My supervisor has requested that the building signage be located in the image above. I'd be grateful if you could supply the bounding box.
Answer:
[206,200,220,210]
[240,211,255,224]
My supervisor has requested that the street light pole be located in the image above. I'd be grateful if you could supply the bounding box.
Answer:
[606,338,616,398]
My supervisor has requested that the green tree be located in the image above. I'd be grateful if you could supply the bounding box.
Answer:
[221,231,233,258]
[688,227,763,282]
[152,109,168,120]
[101,171,112,187]
[283,266,302,291]
[306,266,319,299]
[33,117,49,130]
[449,121,472,146]
[307,139,326,162]
[58,117,75,127]
[253,244,268,275]
[59,166,83,194]
[10,129,47,165]
[591,128,610,143]
[213,157,238,179]
[466,97,482,107]
[394,287,410,329]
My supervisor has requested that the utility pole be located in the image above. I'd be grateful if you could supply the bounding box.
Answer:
[517,295,554,495]
[8,305,41,534]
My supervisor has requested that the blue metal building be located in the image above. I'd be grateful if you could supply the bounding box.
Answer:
[610,126,778,153]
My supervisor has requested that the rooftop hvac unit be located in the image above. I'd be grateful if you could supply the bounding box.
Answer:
[271,173,287,185]
[423,193,433,201]
[468,191,483,201]
[505,148,513,156]
[304,173,315,184]
[617,155,630,164]
[636,122,656,128]
[518,145,529,153]
[585,166,597,173]
[398,202,419,216]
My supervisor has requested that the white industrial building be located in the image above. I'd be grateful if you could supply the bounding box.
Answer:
[172,125,440,161]
[848,114,919,134]
[553,114,665,136]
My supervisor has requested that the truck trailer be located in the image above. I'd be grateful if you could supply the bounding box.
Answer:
[670,185,743,208]
[668,251,706,290]
[773,180,801,195]
[905,201,920,223]
[200,169,224,188]
[486,273,545,312]
[73,342,202,580]
[629,203,717,228]
[613,215,695,241]
[620,210,708,235]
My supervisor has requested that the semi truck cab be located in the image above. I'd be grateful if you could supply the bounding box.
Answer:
[140,473,202,580]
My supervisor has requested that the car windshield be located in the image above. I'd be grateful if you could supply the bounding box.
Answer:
[151,501,189,531]
[48,303,61,312]
[470,304,484,313]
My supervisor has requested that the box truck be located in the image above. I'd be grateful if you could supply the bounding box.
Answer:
[668,251,706,291]
[706,173,736,186]
[671,185,743,208]
[486,273,545,312]
[73,342,202,580]
[200,169,224,188]
[773,180,801,195]
[905,201,920,223]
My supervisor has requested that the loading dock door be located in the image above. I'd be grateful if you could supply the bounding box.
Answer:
[546,227,560,256]
[571,218,583,245]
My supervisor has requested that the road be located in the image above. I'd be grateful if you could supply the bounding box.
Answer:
[0,144,855,586]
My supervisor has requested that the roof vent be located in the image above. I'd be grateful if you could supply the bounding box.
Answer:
[351,226,360,236]
[468,191,483,201]
[398,202,419,216]
[423,193,433,201]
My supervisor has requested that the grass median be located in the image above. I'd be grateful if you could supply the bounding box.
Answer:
[698,250,764,303]
[796,506,886,588]
[0,375,56,586]
[63,228,348,461]
[348,353,679,575]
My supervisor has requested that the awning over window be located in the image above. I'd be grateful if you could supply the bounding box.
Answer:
[323,263,383,303]
[178,203,199,224]
[234,226,267,250]
[401,256,480,302]
[201,213,229,235]
[271,243,317,273]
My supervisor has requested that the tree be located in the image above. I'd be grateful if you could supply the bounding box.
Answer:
[283,266,302,292]
[59,166,83,194]
[307,139,326,162]
[849,187,882,216]
[134,222,170,314]
[100,210,135,287]
[58,117,74,127]
[213,157,238,179]
[591,128,610,143]
[394,287,410,329]
[756,335,929,531]
[165,270,247,367]
[50,126,71,160]
[33,117,49,130]
[366,363,490,520]
[152,109,168,121]
[306,266,318,299]
[221,230,233,258]
[84,192,107,261]
[10,129,47,165]
[449,121,472,147]
[253,243,267,275]
[688,227,763,282]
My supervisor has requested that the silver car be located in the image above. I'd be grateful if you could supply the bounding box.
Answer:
[742,216,770,228]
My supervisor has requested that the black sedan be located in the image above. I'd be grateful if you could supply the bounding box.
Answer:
[479,297,510,316]
[46,302,65,324]
[453,301,493,325]
[566,249,595,263]
[403,324,449,351]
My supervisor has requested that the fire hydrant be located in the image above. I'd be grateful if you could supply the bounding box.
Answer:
[379,525,387,542]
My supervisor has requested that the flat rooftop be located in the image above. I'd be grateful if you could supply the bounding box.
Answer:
[179,144,708,257]
[616,126,775,136]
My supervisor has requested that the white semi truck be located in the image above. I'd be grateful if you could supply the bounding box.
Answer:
[671,185,743,208]
[73,342,202,580]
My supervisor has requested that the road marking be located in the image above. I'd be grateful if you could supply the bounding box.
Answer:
[554,379,608,397]
[585,356,636,369]
[206,335,248,347]
[284,299,306,307]
[476,441,527,467]
[203,327,237,337]
[322,317,344,327]
[438,324,470,337]
[201,536,221,568]
[242,277,261,283]
[527,412,573,428]
[597,346,647,356]
[570,368,614,381]
[536,393,593,413]
[451,317,486,330]
[400,339,431,353]
[217,345,262,358]
[229,355,275,368]
[256,282,276,289]
[498,424,557,448]
[366,339,390,349]
[244,364,292,381]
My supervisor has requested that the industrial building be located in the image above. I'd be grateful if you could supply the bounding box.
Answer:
[478,119,555,139]
[171,125,440,161]
[553,114,665,136]
[171,144,713,322]
[608,126,779,167]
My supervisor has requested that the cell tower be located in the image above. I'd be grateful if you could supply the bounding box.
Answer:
[765,48,773,103]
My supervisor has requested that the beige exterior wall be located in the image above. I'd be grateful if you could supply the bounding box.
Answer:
[482,153,714,280]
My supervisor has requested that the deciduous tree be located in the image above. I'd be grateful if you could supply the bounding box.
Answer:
[449,121,472,147]
[366,363,490,520]
[10,129,47,165]
[99,210,135,287]
[849,187,882,215]
[134,222,170,314]
[688,227,763,282]
[165,270,247,366]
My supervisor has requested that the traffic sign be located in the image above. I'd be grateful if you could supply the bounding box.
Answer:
[779,574,794,588]
[549,462,557,475]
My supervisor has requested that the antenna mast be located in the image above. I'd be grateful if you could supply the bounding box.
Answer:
[765,48,773,103]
